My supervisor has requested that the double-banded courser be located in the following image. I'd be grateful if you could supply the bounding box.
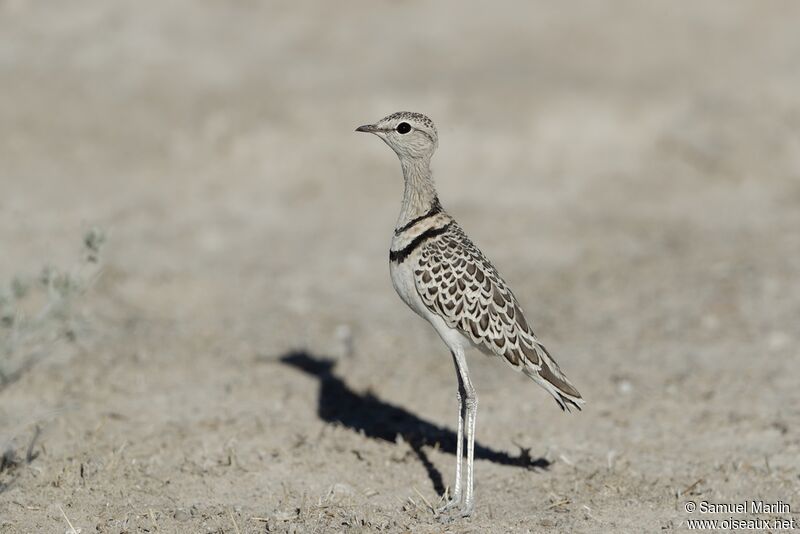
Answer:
[356,112,583,517]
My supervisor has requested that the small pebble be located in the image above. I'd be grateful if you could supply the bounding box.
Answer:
[173,510,190,521]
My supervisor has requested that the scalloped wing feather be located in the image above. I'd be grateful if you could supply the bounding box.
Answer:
[413,223,583,410]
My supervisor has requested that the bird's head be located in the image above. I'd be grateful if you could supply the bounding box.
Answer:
[356,111,438,161]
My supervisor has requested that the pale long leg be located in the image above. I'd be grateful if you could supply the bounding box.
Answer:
[438,352,465,512]
[463,385,477,515]
[451,347,477,516]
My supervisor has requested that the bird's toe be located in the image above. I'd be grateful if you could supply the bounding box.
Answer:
[436,498,460,514]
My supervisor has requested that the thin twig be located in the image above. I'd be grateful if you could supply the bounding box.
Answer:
[228,509,241,534]
[680,478,704,496]
[546,499,570,510]
[149,509,159,532]
[412,487,434,513]
[58,505,78,534]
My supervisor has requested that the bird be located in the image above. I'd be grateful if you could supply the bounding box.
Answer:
[356,111,583,518]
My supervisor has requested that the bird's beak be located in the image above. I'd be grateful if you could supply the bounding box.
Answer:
[355,124,378,133]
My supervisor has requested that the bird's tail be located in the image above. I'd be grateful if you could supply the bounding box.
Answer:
[522,342,584,412]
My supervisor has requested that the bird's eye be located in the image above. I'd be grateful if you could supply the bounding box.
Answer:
[396,122,411,134]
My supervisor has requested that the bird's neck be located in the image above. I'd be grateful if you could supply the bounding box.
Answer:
[397,157,440,230]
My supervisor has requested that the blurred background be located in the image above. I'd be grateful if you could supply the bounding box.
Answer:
[1,1,798,532]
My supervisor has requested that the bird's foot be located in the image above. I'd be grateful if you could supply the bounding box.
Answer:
[436,497,461,514]
[460,500,475,517]
[436,497,474,522]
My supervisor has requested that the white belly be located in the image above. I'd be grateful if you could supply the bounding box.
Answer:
[389,257,427,317]
[389,253,474,354]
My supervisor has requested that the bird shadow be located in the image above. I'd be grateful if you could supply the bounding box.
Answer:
[278,351,550,496]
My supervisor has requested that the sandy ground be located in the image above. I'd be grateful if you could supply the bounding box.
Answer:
[1,1,800,532]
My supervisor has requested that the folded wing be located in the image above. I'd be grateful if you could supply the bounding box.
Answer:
[413,223,583,410]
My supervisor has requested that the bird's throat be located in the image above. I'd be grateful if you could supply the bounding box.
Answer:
[397,157,439,231]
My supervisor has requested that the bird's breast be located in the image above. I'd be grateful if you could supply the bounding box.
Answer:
[389,254,429,319]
